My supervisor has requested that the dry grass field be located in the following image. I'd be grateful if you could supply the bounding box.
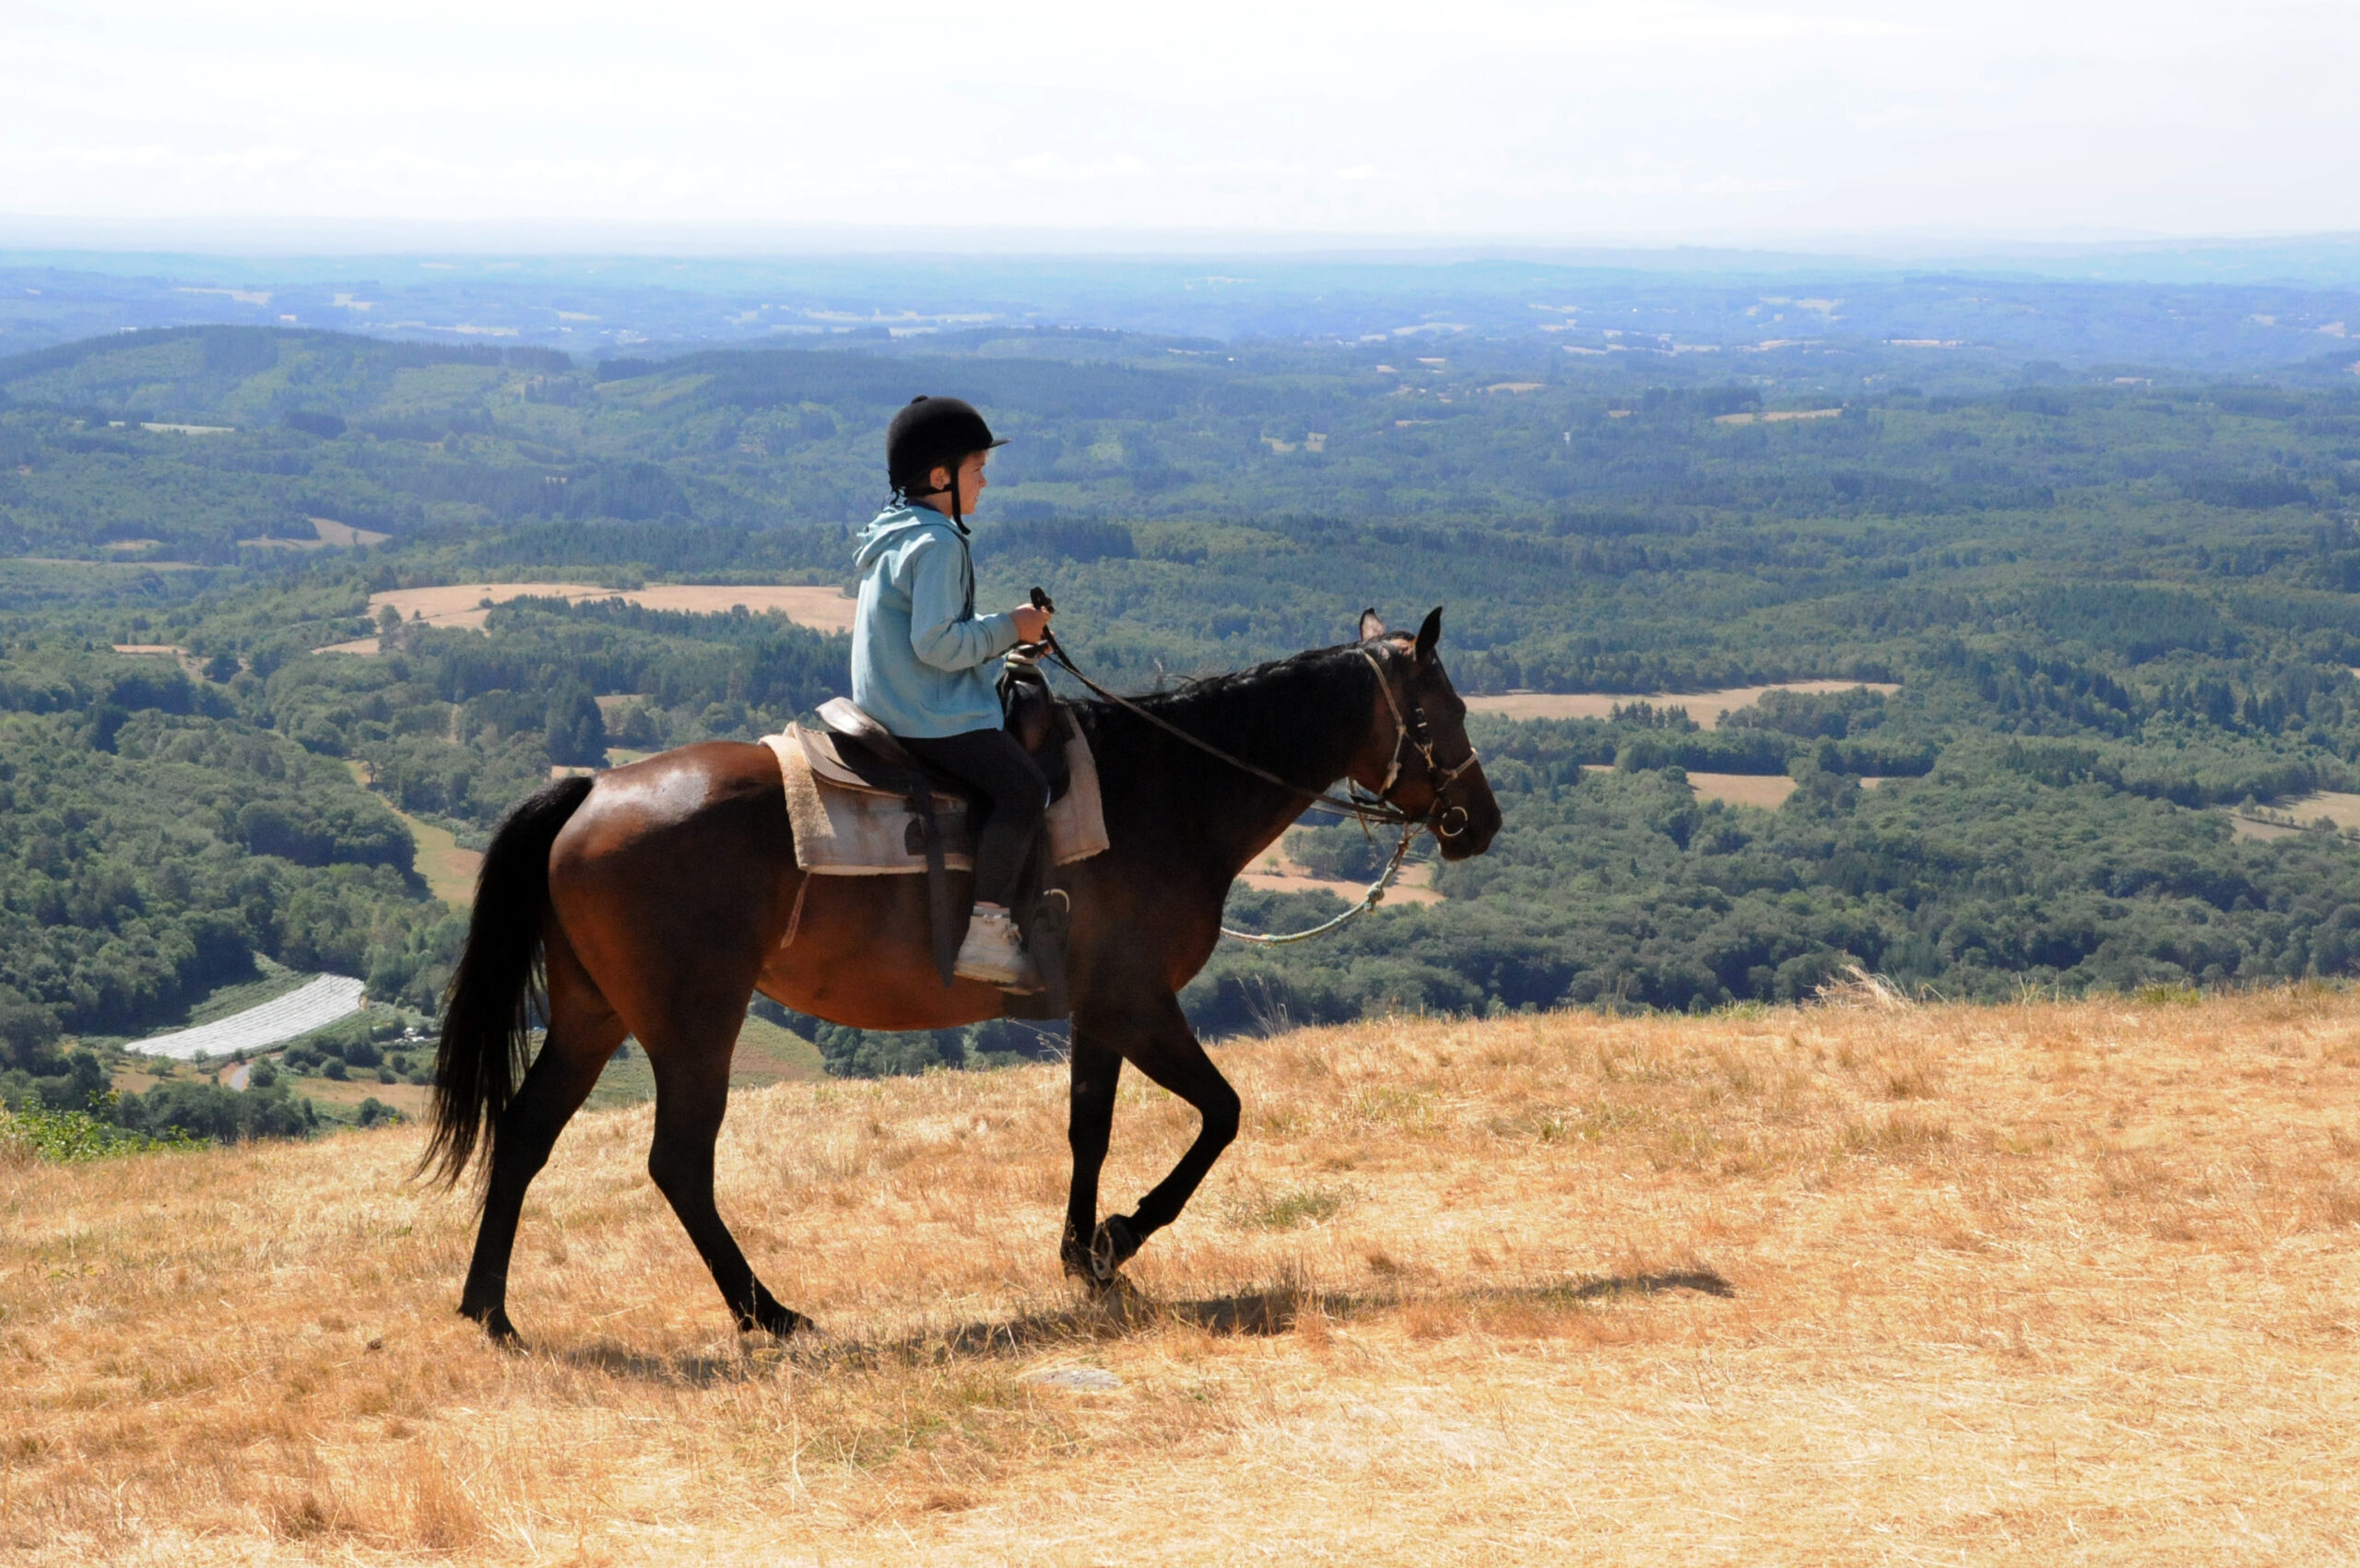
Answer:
[1466,680,1898,726]
[5,990,2358,1565]
[2226,792,2360,844]
[1685,771,1800,809]
[313,584,858,654]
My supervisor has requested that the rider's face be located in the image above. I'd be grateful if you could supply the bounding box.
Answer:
[929,451,989,514]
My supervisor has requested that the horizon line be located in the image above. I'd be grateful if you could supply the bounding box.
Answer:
[6,216,2360,264]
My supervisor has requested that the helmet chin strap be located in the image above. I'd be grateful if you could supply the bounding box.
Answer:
[903,465,965,529]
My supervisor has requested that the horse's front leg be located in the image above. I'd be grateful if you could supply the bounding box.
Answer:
[1078,989,1241,1287]
[1059,1029,1124,1285]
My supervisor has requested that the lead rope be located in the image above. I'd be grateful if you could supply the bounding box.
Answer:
[1219,817,1422,946]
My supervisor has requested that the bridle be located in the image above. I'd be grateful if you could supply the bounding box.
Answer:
[1029,624,1485,947]
[1354,645,1483,843]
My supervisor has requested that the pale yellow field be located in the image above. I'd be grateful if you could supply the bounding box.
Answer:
[2227,790,2360,843]
[316,583,856,654]
[1714,407,1844,426]
[1687,771,1799,808]
[6,991,2358,1564]
[2283,790,2360,831]
[1468,680,1897,727]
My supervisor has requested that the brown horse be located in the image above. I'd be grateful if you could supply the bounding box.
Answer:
[425,607,1502,1342]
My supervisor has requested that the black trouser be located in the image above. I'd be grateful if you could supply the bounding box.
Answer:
[902,728,1048,910]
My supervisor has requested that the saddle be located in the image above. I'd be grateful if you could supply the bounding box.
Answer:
[799,657,1074,805]
[789,654,1089,1012]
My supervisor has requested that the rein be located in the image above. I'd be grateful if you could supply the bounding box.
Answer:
[1032,636,1416,829]
[1027,624,1474,946]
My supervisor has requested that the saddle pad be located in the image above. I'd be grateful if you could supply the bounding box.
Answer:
[762,725,1109,876]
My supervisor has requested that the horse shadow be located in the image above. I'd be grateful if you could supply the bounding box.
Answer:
[918,1268,1735,1360]
[545,1269,1734,1385]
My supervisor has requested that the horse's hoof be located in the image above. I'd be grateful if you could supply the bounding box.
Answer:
[461,1302,522,1347]
[1090,1215,1142,1284]
[744,1306,812,1339]
[739,1289,813,1339]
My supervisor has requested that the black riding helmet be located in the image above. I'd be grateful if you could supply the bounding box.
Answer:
[887,395,1006,527]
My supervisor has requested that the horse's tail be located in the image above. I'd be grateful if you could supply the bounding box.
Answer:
[420,775,595,1189]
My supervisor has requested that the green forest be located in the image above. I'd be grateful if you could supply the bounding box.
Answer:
[3,320,2357,1130]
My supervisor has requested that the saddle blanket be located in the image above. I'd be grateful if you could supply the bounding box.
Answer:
[761,725,1110,876]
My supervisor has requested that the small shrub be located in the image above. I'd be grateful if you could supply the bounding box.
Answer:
[321,1059,348,1081]
[0,1102,204,1161]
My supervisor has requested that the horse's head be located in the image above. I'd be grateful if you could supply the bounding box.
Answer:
[1351,607,1503,861]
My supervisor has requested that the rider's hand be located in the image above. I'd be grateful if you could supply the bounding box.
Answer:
[1010,603,1052,643]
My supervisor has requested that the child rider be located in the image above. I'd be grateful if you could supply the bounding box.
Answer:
[850,395,1054,989]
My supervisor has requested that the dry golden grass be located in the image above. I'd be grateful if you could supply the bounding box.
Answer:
[6,991,2359,1564]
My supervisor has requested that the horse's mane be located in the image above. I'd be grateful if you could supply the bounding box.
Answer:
[1072,643,1377,805]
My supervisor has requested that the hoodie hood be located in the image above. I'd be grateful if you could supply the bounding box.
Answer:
[855,502,964,571]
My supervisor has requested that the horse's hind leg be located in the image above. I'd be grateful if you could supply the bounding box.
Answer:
[641,1006,809,1338]
[458,931,626,1342]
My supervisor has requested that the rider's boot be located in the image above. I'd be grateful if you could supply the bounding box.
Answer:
[953,902,1042,993]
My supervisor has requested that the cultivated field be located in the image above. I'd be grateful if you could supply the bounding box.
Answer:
[315,582,857,654]
[1685,770,1799,809]
[120,974,365,1061]
[1467,679,1898,726]
[5,991,2358,1564]
[2226,791,2360,843]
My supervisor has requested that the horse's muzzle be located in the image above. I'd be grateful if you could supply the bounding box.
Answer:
[1434,794,1503,860]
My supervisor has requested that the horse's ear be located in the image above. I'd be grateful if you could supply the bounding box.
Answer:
[1413,607,1443,666]
[1358,607,1387,641]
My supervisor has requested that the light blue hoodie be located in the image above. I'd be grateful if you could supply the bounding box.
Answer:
[849,503,1021,737]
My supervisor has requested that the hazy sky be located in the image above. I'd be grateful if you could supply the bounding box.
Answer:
[3,0,2355,242]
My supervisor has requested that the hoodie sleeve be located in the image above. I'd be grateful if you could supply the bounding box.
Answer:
[901,530,1020,673]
